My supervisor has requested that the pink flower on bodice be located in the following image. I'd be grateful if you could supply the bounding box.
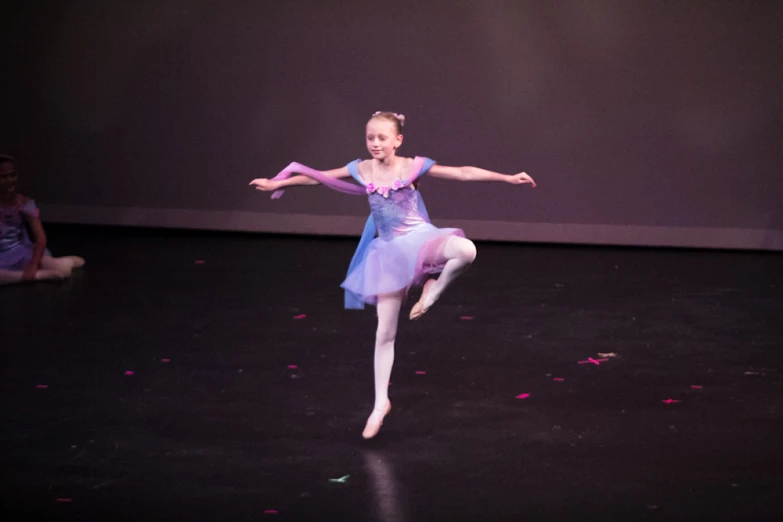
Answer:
[366,180,407,197]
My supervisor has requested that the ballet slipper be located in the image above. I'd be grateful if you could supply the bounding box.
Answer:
[409,278,436,321]
[362,401,392,439]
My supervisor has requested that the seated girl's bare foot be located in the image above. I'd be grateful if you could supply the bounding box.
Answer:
[65,256,86,268]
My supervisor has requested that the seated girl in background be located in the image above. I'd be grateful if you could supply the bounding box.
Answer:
[0,155,85,285]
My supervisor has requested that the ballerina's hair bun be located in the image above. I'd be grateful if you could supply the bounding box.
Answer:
[371,111,405,134]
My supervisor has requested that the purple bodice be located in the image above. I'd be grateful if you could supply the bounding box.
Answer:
[368,186,428,241]
[0,200,38,254]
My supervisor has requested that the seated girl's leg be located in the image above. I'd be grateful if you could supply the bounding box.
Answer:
[36,268,68,281]
[0,269,22,284]
[0,268,67,285]
[411,236,476,318]
[363,289,404,439]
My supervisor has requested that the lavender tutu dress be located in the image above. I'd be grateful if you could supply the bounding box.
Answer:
[0,198,51,270]
[267,156,464,309]
[340,157,464,308]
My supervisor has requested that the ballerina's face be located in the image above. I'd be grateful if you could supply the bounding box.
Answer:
[0,161,18,196]
[366,118,403,161]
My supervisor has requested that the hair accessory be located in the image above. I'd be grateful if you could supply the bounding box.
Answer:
[371,111,405,127]
[372,111,404,120]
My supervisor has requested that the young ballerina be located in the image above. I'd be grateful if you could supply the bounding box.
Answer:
[0,155,85,285]
[249,112,535,438]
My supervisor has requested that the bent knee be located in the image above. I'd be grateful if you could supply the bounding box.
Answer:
[457,238,477,263]
[446,236,477,264]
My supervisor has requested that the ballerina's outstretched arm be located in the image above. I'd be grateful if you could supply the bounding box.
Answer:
[427,165,536,186]
[249,162,364,199]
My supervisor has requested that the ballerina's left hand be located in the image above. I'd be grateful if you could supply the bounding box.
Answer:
[509,172,536,187]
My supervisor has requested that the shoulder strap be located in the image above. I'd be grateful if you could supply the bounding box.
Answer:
[21,199,40,218]
[405,157,436,184]
[346,159,366,185]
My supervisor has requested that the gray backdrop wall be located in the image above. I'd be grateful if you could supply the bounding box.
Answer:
[3,1,782,250]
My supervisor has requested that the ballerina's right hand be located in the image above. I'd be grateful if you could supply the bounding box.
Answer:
[249,178,279,191]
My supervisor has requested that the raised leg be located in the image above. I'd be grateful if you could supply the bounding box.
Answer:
[410,236,477,320]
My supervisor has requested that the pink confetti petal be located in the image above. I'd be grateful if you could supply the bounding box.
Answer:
[553,378,564,382]
[287,365,298,369]
[56,498,72,502]
[161,358,171,363]
[36,384,48,389]
[125,371,135,376]
[662,398,681,404]
[264,510,278,515]
[415,371,426,375]
[460,316,474,320]
[516,393,531,399]
[293,314,307,320]
[194,260,205,264]
[690,385,702,389]
[578,358,609,365]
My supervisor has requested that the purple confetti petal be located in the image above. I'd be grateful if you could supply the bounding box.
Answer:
[516,393,530,399]
[293,314,307,320]
[662,398,681,404]
[125,371,135,376]
[194,260,205,264]
[36,384,48,389]
[691,385,702,389]
[460,316,474,320]
[415,371,426,375]
[287,365,298,369]
[264,510,278,515]
[161,358,171,363]
[553,378,564,382]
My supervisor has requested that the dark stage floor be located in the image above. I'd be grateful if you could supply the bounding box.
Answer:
[1,225,782,521]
